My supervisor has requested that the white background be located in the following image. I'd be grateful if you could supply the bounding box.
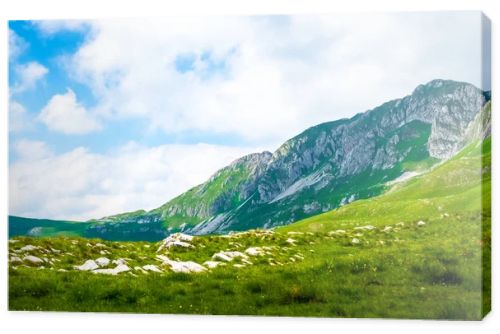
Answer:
[0,0,498,333]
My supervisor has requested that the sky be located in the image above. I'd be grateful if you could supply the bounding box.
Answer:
[8,12,489,221]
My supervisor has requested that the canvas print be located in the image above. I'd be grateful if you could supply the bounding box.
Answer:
[8,12,491,319]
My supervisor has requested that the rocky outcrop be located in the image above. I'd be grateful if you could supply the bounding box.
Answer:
[92,79,489,237]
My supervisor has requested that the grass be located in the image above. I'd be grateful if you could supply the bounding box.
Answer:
[8,138,490,319]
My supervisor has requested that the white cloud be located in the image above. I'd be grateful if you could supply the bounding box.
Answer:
[38,89,101,134]
[12,139,53,162]
[34,20,88,36]
[9,29,27,60]
[12,61,48,93]
[64,13,483,147]
[9,142,261,220]
[9,100,32,132]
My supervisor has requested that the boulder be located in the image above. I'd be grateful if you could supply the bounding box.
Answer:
[95,257,110,267]
[351,238,360,245]
[75,260,99,271]
[93,264,131,275]
[417,221,426,227]
[157,233,194,252]
[143,264,162,273]
[212,251,248,262]
[159,257,206,273]
[245,247,265,256]
[354,225,376,231]
[203,261,224,269]
[20,245,38,252]
[10,256,22,263]
[23,255,44,264]
[112,258,127,265]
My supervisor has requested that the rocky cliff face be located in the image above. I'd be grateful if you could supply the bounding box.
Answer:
[94,79,489,238]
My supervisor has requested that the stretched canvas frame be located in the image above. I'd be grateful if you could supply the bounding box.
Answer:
[7,12,491,320]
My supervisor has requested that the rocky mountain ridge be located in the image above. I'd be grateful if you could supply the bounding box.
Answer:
[16,79,489,240]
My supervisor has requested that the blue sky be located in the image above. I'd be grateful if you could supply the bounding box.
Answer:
[8,13,488,220]
[9,21,249,161]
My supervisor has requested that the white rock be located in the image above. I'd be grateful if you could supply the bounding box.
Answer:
[157,233,195,252]
[113,264,131,274]
[328,230,346,235]
[417,221,426,227]
[93,264,131,275]
[23,255,44,264]
[351,238,360,245]
[354,225,376,231]
[396,222,405,227]
[9,239,19,244]
[287,232,303,235]
[203,261,224,269]
[212,252,232,262]
[159,257,206,273]
[20,245,38,252]
[95,257,110,267]
[112,258,127,265]
[10,256,22,263]
[156,255,170,262]
[212,251,248,262]
[286,238,297,244]
[143,264,162,273]
[245,247,265,256]
[75,260,99,271]
[382,226,392,232]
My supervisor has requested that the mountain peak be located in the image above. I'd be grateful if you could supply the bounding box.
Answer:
[86,79,489,239]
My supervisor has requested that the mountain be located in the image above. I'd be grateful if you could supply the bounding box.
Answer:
[9,79,490,241]
[9,126,491,318]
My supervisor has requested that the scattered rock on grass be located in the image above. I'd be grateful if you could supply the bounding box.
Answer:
[93,264,131,275]
[157,233,194,252]
[417,221,426,227]
[112,258,127,266]
[20,245,38,252]
[95,257,110,267]
[203,261,224,269]
[158,256,206,273]
[354,225,375,231]
[328,230,346,236]
[10,256,22,263]
[75,260,99,271]
[212,251,248,262]
[143,264,162,273]
[24,255,44,264]
[245,247,265,256]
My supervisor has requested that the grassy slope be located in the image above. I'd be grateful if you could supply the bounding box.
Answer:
[9,138,490,319]
[8,216,90,238]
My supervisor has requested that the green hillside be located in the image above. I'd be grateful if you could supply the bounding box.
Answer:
[9,136,490,319]
[8,216,90,238]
